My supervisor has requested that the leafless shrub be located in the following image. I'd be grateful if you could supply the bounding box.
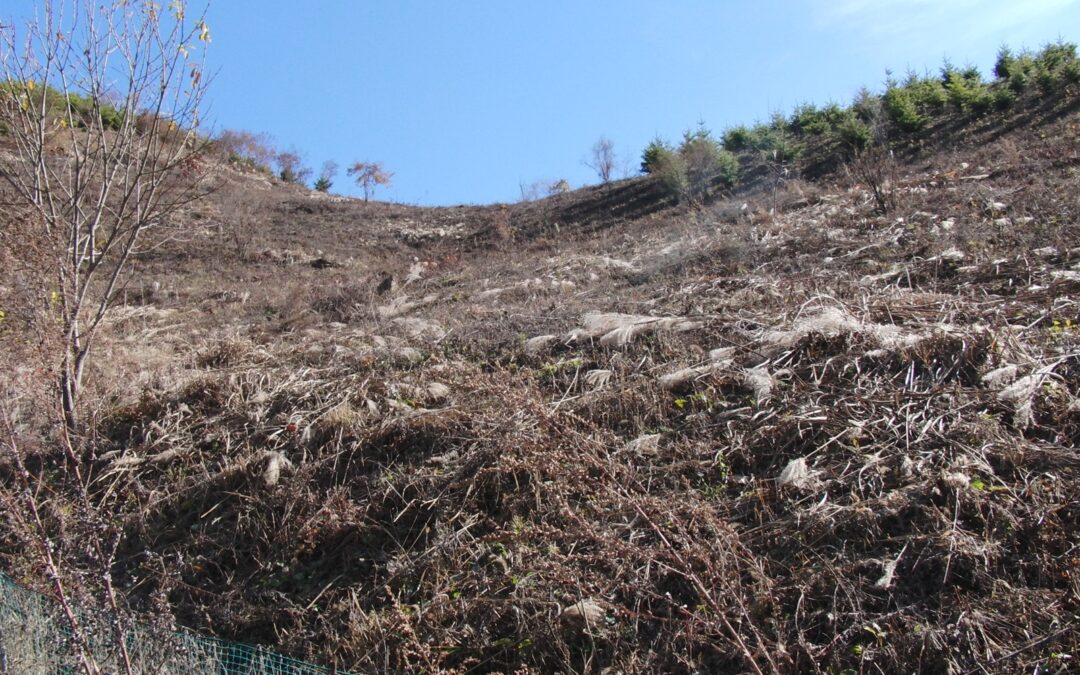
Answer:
[310,281,372,323]
[493,205,514,241]
[585,136,616,183]
[213,129,277,171]
[519,178,570,202]
[219,185,270,260]
[846,145,898,213]
[276,148,313,185]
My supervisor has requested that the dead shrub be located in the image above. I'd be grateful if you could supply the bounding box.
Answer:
[219,184,272,260]
[846,145,898,213]
[310,281,371,323]
[195,337,256,368]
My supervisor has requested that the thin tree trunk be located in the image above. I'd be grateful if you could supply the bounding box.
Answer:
[60,337,89,434]
[61,357,80,434]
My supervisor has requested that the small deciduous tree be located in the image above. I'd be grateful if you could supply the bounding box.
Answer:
[220,185,269,259]
[314,160,338,192]
[276,149,312,185]
[0,0,212,432]
[585,136,616,183]
[1,2,212,672]
[214,128,276,171]
[347,161,393,201]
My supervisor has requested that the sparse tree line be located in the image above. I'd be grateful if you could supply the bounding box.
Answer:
[0,86,395,201]
[210,129,392,199]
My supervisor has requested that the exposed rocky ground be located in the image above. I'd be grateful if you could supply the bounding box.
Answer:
[3,92,1080,674]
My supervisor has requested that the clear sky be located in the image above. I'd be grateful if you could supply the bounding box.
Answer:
[8,1,1080,204]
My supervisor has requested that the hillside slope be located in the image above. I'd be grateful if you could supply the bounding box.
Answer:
[3,90,1080,674]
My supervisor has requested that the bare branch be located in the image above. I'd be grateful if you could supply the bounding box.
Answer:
[0,0,212,431]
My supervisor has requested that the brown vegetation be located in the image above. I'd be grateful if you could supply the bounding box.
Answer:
[348,161,394,202]
[2,32,1080,675]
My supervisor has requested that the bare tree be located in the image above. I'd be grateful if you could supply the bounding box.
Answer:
[0,0,212,432]
[213,128,277,170]
[276,148,312,185]
[585,136,616,183]
[518,178,570,202]
[314,159,338,192]
[347,161,393,201]
[220,185,269,259]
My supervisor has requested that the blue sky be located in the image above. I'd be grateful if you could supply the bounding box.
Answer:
[7,1,1080,204]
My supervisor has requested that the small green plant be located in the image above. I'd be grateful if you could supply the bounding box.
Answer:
[1050,318,1076,337]
[993,87,1017,110]
[884,79,929,132]
[851,87,883,124]
[680,124,739,198]
[509,571,534,588]
[714,452,730,480]
[642,125,738,203]
[837,115,873,158]
[722,125,753,151]
[537,357,583,380]
[864,622,887,644]
[942,64,993,114]
[641,136,675,174]
[696,480,725,501]
[790,102,846,136]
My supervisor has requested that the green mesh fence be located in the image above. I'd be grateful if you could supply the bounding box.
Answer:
[0,572,348,674]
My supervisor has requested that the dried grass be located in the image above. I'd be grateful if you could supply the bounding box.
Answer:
[3,97,1080,674]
